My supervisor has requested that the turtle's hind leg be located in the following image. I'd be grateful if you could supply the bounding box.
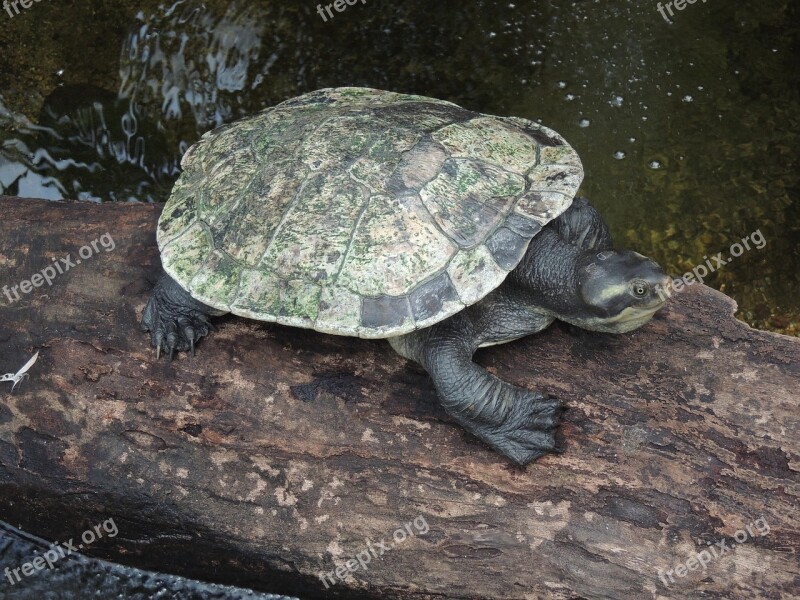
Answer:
[141,273,228,359]
[390,314,565,466]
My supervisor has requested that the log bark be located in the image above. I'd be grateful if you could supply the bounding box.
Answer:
[0,196,797,600]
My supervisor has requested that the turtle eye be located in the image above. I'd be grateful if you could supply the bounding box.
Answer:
[631,280,649,297]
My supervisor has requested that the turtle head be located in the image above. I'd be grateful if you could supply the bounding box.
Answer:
[573,249,671,333]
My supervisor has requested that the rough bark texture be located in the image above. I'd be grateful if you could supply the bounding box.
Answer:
[0,196,797,600]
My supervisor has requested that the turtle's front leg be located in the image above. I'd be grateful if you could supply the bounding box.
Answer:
[390,320,564,466]
[141,273,228,359]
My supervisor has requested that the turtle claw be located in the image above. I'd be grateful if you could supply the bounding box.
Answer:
[182,324,197,355]
[154,330,164,359]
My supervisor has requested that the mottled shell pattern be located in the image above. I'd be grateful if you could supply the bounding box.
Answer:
[157,87,584,338]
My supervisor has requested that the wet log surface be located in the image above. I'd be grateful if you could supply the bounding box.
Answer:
[0,196,798,600]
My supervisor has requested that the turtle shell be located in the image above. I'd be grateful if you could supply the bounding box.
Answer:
[157,87,583,338]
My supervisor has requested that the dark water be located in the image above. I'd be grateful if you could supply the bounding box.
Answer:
[0,0,797,334]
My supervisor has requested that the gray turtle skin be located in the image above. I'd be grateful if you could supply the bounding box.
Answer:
[142,87,670,465]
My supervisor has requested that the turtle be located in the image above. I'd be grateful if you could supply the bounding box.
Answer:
[141,87,670,466]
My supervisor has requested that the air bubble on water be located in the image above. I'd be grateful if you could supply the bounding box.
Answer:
[697,85,705,91]
[682,95,694,103]
[565,93,576,101]
[649,160,663,169]
[557,80,567,89]
[609,95,624,107]
[578,118,591,128]
[629,137,636,143]
[614,151,626,160]
[488,31,497,38]
[667,92,673,96]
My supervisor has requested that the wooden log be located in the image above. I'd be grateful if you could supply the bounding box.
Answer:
[0,196,797,600]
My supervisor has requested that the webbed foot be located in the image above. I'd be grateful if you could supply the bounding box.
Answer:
[462,389,565,465]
